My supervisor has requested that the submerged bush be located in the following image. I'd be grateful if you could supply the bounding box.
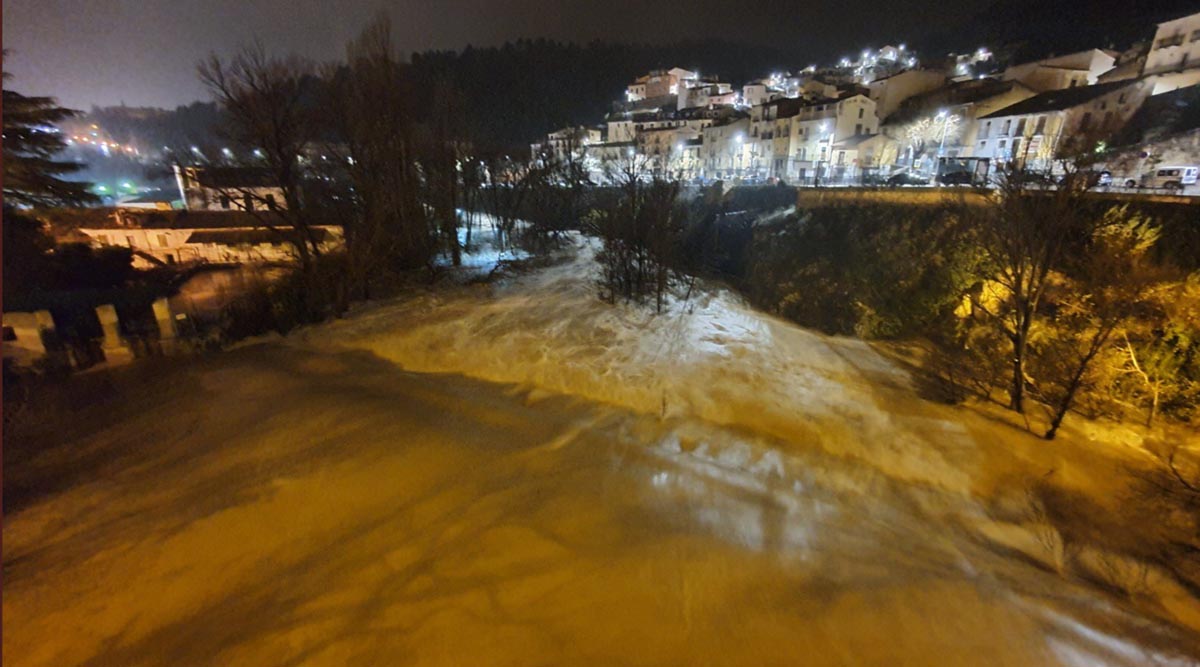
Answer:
[219,254,351,342]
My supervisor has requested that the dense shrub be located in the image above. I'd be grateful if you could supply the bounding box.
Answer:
[218,254,351,342]
[744,202,979,338]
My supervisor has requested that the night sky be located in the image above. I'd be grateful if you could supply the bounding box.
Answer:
[4,0,993,110]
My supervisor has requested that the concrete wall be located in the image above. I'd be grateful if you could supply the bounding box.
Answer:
[795,187,990,209]
[794,185,1200,209]
[3,297,178,372]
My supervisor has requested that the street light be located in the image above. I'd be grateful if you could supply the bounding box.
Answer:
[814,123,834,187]
[936,110,953,162]
[734,133,744,178]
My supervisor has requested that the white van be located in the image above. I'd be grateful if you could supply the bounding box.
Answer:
[1139,166,1199,191]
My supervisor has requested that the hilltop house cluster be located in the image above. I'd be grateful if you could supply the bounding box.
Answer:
[531,10,1200,190]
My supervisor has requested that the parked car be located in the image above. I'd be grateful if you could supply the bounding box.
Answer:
[1140,166,1198,191]
[938,171,975,186]
[886,170,930,187]
[1059,170,1111,189]
[1006,170,1056,188]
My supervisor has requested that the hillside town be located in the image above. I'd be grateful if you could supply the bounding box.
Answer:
[7,8,1200,375]
[533,9,1200,191]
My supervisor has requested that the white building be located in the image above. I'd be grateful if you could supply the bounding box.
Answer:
[742,83,772,108]
[625,68,698,102]
[781,94,880,183]
[700,117,751,179]
[867,69,947,121]
[678,82,735,110]
[531,126,602,162]
[78,209,344,268]
[968,79,1152,172]
[638,126,703,176]
[1001,49,1117,93]
[1144,10,1200,76]
[605,109,718,148]
[174,165,286,213]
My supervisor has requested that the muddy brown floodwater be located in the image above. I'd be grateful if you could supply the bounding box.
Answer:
[4,344,1198,666]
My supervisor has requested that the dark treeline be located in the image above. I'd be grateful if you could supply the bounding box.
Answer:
[922,0,1200,63]
[75,38,797,156]
[411,38,795,150]
[79,102,225,153]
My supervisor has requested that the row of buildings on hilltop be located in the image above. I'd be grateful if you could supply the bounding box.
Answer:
[532,10,1200,191]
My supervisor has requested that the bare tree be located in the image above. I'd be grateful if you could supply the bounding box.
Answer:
[590,153,683,312]
[329,15,437,293]
[422,78,467,267]
[1038,212,1173,439]
[967,166,1093,413]
[198,44,324,270]
[482,152,543,250]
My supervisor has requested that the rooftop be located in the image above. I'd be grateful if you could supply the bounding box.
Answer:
[979,80,1138,118]
[187,166,278,189]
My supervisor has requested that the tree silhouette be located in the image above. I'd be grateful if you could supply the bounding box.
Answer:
[2,60,97,207]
